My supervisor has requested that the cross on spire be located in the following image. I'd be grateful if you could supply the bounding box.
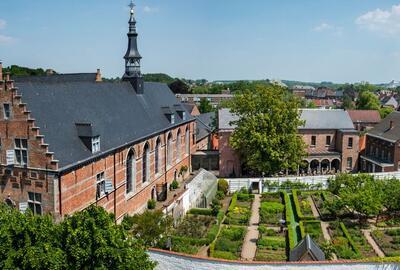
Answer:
[129,1,135,14]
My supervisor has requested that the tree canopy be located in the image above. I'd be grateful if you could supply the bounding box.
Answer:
[229,84,306,176]
[198,98,214,113]
[0,204,156,270]
[3,65,51,77]
[356,91,381,110]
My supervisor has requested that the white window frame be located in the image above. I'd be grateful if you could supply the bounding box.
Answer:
[14,138,28,166]
[28,192,42,215]
[91,136,101,153]
[96,172,105,199]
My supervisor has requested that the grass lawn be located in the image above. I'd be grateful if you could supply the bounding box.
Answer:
[212,225,247,260]
[372,229,400,257]
[255,226,286,261]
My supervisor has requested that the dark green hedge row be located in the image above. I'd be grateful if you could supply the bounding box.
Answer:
[292,189,316,221]
[282,191,292,226]
[340,222,360,256]
[188,208,214,216]
[228,193,238,213]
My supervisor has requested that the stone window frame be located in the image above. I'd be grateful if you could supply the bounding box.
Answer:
[347,137,353,149]
[96,172,106,199]
[28,191,42,215]
[346,157,353,169]
[155,137,161,175]
[14,138,28,166]
[126,148,136,195]
[326,135,331,146]
[311,136,316,148]
[142,142,150,184]
[176,130,181,162]
[91,136,101,153]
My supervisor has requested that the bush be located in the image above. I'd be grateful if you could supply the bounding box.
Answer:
[282,191,292,225]
[258,225,267,234]
[211,199,222,216]
[188,208,213,216]
[216,190,225,200]
[170,179,179,190]
[212,250,238,260]
[218,179,229,194]
[228,193,238,213]
[147,199,156,209]
[288,225,296,249]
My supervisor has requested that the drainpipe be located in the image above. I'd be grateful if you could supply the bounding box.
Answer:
[113,151,117,222]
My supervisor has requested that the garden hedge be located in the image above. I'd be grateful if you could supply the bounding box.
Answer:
[228,193,238,213]
[340,222,360,256]
[299,220,321,239]
[282,191,292,225]
[292,189,316,221]
[188,208,214,216]
[288,225,296,249]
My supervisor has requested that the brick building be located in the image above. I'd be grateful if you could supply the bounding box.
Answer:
[218,109,359,177]
[360,112,400,173]
[347,110,381,132]
[0,5,196,221]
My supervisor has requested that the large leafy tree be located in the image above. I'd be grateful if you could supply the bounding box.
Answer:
[229,84,306,175]
[356,91,380,110]
[199,98,214,113]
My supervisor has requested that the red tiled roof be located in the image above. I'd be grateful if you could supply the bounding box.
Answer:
[347,110,381,123]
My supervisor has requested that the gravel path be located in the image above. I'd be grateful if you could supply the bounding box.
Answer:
[240,194,260,261]
[362,229,385,258]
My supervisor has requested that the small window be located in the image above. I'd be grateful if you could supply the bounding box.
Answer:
[311,136,316,147]
[326,136,331,146]
[14,138,28,166]
[96,172,105,199]
[28,192,42,215]
[91,136,101,153]
[346,157,352,169]
[3,104,11,120]
[348,137,353,148]
[182,111,186,121]
[171,114,175,124]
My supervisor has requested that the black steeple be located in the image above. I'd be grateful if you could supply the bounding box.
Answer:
[123,1,144,94]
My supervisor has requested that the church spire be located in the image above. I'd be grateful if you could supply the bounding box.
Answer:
[123,1,144,94]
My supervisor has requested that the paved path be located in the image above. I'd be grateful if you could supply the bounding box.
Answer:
[240,194,260,261]
[362,229,385,258]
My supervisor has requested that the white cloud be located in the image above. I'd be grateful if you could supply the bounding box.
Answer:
[356,4,400,36]
[0,19,6,30]
[0,34,14,44]
[143,6,159,13]
[313,22,343,36]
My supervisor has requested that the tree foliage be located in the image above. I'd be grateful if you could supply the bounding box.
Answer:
[3,65,51,77]
[229,84,306,175]
[0,204,156,270]
[198,98,213,113]
[356,91,381,110]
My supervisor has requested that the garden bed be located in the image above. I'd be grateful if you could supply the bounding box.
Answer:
[293,190,316,220]
[372,229,400,257]
[211,225,247,260]
[255,226,286,261]
[345,223,375,258]
[299,220,325,246]
[259,192,284,226]
[224,193,252,226]
[329,221,361,260]
[171,214,218,254]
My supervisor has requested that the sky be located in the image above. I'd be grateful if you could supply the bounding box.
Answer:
[2,1,400,83]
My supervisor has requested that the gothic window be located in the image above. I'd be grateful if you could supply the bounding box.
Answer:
[185,127,190,155]
[126,149,136,194]
[142,143,150,183]
[167,133,173,166]
[155,138,161,174]
[176,130,181,161]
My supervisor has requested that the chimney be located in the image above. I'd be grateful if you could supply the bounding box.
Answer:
[95,69,102,82]
[5,72,10,81]
[0,60,2,81]
[390,120,394,130]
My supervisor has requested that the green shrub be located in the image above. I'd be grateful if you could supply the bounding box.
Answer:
[218,179,229,194]
[258,225,267,234]
[288,225,296,249]
[171,179,179,189]
[211,199,222,216]
[212,250,238,260]
[188,208,214,216]
[282,191,292,225]
[216,190,225,200]
[214,238,241,253]
[340,222,360,256]
[147,199,156,209]
[228,193,238,213]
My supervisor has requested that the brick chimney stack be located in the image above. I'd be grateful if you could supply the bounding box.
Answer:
[95,69,102,82]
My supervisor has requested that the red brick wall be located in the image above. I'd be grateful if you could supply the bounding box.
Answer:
[0,79,58,215]
[299,130,337,152]
[60,122,196,221]
[218,131,241,178]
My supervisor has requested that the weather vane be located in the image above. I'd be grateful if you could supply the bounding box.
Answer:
[129,1,135,14]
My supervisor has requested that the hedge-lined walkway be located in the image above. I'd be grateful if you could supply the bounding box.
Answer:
[241,194,260,261]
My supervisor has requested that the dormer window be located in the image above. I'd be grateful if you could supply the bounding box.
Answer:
[161,106,175,124]
[171,114,175,124]
[174,104,187,121]
[91,136,100,153]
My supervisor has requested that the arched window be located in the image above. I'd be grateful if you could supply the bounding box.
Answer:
[142,143,150,183]
[176,130,181,161]
[185,127,190,155]
[155,137,160,174]
[126,149,136,194]
[167,133,173,166]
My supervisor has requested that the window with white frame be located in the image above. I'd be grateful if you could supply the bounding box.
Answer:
[170,114,175,124]
[91,136,101,153]
[14,138,28,166]
[3,103,11,120]
[28,192,42,215]
[96,172,105,199]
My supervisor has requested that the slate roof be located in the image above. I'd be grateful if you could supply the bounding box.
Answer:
[15,73,194,170]
[381,96,399,108]
[195,112,215,141]
[299,109,355,130]
[289,234,325,262]
[218,108,355,131]
[347,110,381,124]
[367,111,400,142]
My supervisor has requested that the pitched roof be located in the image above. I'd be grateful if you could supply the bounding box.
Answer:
[300,109,355,130]
[218,108,355,131]
[367,111,400,142]
[289,234,325,261]
[347,110,381,124]
[15,74,194,170]
[381,96,398,108]
[195,112,215,141]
